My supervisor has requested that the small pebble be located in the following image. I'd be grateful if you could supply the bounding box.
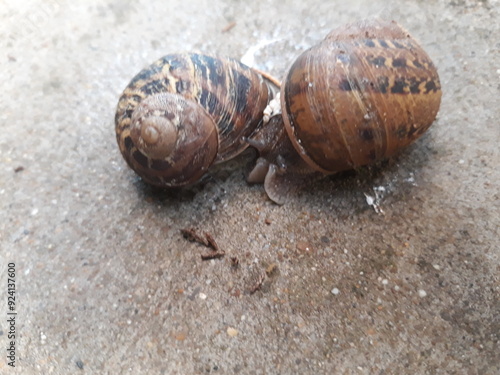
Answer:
[418,289,427,298]
[382,279,388,285]
[266,263,277,275]
[174,332,187,341]
[331,288,340,295]
[199,293,207,300]
[297,241,312,252]
[227,327,238,337]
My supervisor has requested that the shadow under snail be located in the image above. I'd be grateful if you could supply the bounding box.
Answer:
[115,19,442,204]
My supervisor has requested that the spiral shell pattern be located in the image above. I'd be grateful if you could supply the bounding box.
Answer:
[115,53,271,186]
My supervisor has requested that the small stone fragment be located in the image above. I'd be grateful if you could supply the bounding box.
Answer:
[174,332,187,341]
[297,241,312,252]
[266,263,277,276]
[227,327,238,337]
[75,360,84,369]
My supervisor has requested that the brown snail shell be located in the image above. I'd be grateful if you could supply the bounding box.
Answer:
[115,53,271,187]
[249,19,442,204]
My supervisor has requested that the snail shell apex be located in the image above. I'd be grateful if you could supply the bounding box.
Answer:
[128,92,219,186]
[280,19,442,174]
[115,53,271,187]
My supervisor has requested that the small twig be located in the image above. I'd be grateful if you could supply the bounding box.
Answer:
[201,250,226,261]
[221,21,236,33]
[204,232,219,252]
[252,68,281,89]
[180,228,209,246]
[181,228,226,260]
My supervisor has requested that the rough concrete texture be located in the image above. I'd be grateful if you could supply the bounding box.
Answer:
[1,0,499,374]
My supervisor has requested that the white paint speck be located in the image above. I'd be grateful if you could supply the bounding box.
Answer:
[31,208,38,216]
[199,293,207,300]
[382,279,389,285]
[418,289,427,298]
[331,288,340,295]
[364,193,375,206]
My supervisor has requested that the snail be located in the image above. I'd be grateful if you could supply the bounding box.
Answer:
[114,19,441,205]
[115,53,272,187]
[246,18,442,204]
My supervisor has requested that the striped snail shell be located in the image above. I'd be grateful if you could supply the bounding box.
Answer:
[115,53,271,187]
[248,19,442,204]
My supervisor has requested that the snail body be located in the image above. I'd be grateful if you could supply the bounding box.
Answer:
[115,53,271,187]
[248,19,442,204]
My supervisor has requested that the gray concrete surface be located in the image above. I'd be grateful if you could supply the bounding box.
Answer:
[1,0,499,374]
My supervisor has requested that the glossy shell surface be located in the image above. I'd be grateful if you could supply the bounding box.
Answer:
[115,53,271,186]
[281,19,442,173]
